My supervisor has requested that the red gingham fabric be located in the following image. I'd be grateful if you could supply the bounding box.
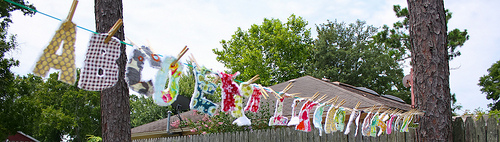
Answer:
[78,34,120,91]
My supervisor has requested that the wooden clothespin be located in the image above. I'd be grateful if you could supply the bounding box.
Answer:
[336,99,346,107]
[354,101,361,110]
[269,88,282,99]
[247,75,260,84]
[171,46,189,67]
[283,83,294,93]
[65,0,78,22]
[310,92,320,101]
[188,53,200,69]
[330,96,339,106]
[324,97,335,104]
[316,94,327,103]
[104,19,123,43]
[257,84,270,99]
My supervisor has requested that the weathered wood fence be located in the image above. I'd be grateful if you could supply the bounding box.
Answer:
[133,115,499,142]
[133,123,417,142]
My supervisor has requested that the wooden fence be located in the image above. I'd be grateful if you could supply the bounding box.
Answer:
[133,115,500,142]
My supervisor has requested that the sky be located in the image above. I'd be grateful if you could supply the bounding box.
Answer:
[6,0,500,114]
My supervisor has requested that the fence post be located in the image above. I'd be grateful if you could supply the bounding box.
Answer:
[487,116,498,142]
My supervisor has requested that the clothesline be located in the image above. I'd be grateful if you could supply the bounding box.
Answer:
[4,0,134,46]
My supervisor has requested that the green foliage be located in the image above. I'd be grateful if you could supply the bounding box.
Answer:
[130,95,172,128]
[0,0,35,140]
[86,135,102,142]
[213,14,313,86]
[309,20,410,103]
[375,5,469,61]
[479,60,500,110]
[451,93,463,116]
[182,102,276,134]
[26,72,101,142]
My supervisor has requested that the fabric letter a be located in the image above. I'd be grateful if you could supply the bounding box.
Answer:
[33,21,76,84]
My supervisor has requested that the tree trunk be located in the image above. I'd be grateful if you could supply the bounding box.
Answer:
[94,0,131,141]
[407,0,451,141]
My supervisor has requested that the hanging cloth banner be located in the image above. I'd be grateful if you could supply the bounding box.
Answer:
[126,46,161,96]
[269,97,289,126]
[333,107,346,132]
[287,98,305,126]
[344,109,360,135]
[313,102,327,136]
[296,101,318,132]
[369,112,380,137]
[78,34,120,90]
[244,85,263,113]
[377,112,390,136]
[153,56,183,106]
[324,104,339,133]
[386,114,397,134]
[233,81,252,126]
[218,72,240,112]
[361,111,373,136]
[33,0,78,85]
[33,20,77,84]
[189,66,218,116]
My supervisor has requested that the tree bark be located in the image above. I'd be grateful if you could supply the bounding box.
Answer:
[407,0,451,141]
[94,0,131,141]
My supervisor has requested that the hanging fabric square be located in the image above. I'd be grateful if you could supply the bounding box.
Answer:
[369,112,380,137]
[189,66,218,116]
[361,111,373,136]
[344,109,360,135]
[287,98,305,126]
[232,81,252,126]
[296,101,318,132]
[333,107,346,132]
[313,103,326,136]
[126,47,160,96]
[78,34,120,91]
[153,56,183,106]
[218,72,240,112]
[33,20,76,84]
[269,97,288,126]
[244,85,263,113]
[324,105,339,134]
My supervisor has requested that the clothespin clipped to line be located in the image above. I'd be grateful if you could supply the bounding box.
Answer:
[104,19,123,43]
[188,53,200,70]
[257,84,270,100]
[354,101,361,110]
[336,99,346,108]
[65,0,78,22]
[247,75,260,84]
[171,46,189,67]
[315,94,328,103]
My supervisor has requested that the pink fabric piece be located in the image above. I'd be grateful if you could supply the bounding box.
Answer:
[244,86,262,113]
[269,97,288,126]
[218,72,240,112]
[387,115,397,134]
[296,101,318,132]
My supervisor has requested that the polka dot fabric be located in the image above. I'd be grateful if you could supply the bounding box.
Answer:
[78,34,120,91]
[33,21,76,84]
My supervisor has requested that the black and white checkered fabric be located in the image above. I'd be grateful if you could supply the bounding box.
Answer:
[78,34,121,91]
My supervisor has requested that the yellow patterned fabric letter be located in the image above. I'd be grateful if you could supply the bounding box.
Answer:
[33,21,76,84]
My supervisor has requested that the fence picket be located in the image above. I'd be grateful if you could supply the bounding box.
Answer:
[487,116,498,142]
[464,116,476,142]
[132,117,500,142]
